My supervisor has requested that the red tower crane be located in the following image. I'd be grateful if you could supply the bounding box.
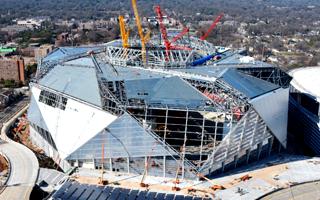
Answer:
[154,5,191,61]
[200,13,224,41]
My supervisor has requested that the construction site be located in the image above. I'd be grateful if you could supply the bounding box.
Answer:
[9,0,315,199]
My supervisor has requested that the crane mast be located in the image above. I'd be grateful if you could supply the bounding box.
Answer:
[132,0,148,65]
[119,15,130,48]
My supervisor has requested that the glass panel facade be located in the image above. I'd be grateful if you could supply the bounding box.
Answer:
[66,113,177,160]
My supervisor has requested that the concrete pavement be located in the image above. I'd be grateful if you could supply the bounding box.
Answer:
[259,181,320,200]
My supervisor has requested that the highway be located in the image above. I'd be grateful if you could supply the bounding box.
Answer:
[0,96,39,200]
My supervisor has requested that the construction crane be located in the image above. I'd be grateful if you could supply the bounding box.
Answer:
[132,0,149,65]
[200,13,224,41]
[154,5,191,61]
[119,15,130,48]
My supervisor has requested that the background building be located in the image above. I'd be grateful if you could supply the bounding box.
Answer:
[34,44,54,60]
[0,57,25,83]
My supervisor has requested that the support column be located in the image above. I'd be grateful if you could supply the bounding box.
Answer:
[209,119,219,171]
[144,105,148,126]
[257,143,262,160]
[221,161,225,173]
[127,157,130,174]
[278,142,282,153]
[181,109,189,180]
[199,116,206,165]
[164,107,168,143]
[213,118,219,149]
[268,137,274,156]
[246,149,250,164]
[145,156,148,176]
[109,158,112,171]
[163,156,166,178]
[234,155,238,169]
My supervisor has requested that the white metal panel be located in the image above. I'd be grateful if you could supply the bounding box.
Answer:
[29,125,71,172]
[250,88,289,147]
[289,67,320,102]
[30,86,117,159]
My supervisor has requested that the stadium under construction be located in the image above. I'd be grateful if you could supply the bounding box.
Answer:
[27,41,292,180]
[26,4,292,181]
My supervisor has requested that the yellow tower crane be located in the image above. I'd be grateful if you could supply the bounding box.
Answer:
[119,15,130,48]
[131,0,149,65]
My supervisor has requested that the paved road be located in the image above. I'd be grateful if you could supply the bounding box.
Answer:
[0,142,39,200]
[259,181,320,200]
[0,97,39,200]
[0,96,29,125]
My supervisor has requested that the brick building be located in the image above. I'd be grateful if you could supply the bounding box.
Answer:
[0,57,25,84]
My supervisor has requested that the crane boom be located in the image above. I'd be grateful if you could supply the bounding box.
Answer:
[119,15,130,48]
[171,27,189,44]
[154,5,171,59]
[154,5,191,61]
[200,13,224,41]
[132,0,147,65]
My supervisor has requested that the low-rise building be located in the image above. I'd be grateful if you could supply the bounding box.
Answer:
[0,25,29,35]
[0,57,25,84]
[16,17,50,29]
[34,44,54,60]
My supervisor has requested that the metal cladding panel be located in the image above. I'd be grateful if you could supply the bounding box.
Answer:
[220,69,280,99]
[289,97,320,154]
[64,57,95,66]
[250,88,289,147]
[199,108,273,174]
[28,88,50,131]
[29,125,72,172]
[100,63,165,82]
[125,76,209,107]
[43,46,102,62]
[174,66,226,78]
[28,86,117,159]
[39,64,101,106]
[67,112,177,159]
[289,67,320,102]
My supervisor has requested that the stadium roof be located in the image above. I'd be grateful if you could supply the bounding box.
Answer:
[220,68,280,99]
[289,67,320,101]
[39,58,101,106]
[38,46,283,108]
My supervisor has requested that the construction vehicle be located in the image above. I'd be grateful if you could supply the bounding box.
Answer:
[119,15,130,48]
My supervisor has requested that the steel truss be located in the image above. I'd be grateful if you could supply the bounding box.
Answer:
[200,107,274,174]
[102,46,197,68]
[238,67,292,88]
